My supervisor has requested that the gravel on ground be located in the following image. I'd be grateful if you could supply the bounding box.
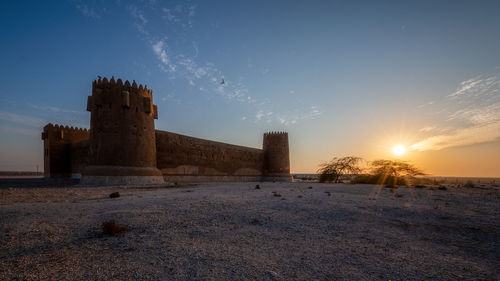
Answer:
[1,181,499,280]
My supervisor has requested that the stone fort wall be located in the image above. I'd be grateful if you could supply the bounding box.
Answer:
[156,130,264,181]
[70,140,91,176]
[43,127,269,181]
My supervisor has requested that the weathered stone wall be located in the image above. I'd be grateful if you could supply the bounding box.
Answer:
[156,130,264,180]
[69,140,90,176]
[41,124,90,177]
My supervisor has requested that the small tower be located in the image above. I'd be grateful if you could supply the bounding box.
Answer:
[41,124,90,178]
[263,131,292,181]
[81,77,164,185]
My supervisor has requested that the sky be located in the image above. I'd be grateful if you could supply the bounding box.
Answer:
[0,0,499,177]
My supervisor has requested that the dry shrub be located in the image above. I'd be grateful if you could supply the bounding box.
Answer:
[255,184,260,189]
[102,220,127,235]
[464,181,475,188]
[109,192,120,198]
[317,156,363,183]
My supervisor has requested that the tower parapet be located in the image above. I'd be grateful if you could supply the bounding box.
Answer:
[262,131,292,181]
[81,76,164,185]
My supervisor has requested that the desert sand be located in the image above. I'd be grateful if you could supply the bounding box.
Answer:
[1,181,499,280]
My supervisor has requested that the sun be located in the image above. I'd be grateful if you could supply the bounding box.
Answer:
[393,145,406,156]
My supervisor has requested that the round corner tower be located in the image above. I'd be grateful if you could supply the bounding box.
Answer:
[263,131,292,181]
[81,77,164,185]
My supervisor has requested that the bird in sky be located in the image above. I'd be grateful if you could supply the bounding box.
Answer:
[220,78,225,85]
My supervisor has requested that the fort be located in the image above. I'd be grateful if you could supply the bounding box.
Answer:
[41,77,292,184]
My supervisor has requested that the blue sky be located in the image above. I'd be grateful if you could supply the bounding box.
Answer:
[1,0,499,176]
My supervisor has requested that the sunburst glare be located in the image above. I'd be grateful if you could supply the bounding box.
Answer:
[393,145,406,156]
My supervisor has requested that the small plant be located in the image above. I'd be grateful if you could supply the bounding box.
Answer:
[464,181,475,188]
[324,191,331,196]
[438,185,447,191]
[272,191,281,197]
[109,192,120,198]
[255,184,260,189]
[102,220,127,236]
[297,195,303,198]
[308,186,313,189]
[250,218,260,225]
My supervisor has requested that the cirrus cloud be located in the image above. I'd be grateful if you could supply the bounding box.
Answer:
[411,70,500,151]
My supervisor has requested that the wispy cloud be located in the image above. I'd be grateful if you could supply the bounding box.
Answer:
[188,5,197,27]
[0,125,40,137]
[256,110,265,121]
[127,4,149,36]
[160,93,181,105]
[411,70,500,151]
[411,122,500,151]
[274,106,322,126]
[419,126,436,132]
[88,1,321,126]
[74,0,103,19]
[28,103,85,114]
[162,8,179,22]
[0,111,46,128]
[254,106,322,126]
[152,40,176,72]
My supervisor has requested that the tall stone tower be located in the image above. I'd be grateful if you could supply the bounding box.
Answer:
[81,77,164,185]
[263,132,292,181]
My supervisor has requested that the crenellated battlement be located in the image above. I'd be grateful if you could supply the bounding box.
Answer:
[92,76,152,96]
[88,76,157,118]
[42,123,89,141]
[43,123,89,132]
[264,131,288,136]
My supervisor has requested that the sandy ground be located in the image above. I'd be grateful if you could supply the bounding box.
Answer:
[0,181,499,280]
